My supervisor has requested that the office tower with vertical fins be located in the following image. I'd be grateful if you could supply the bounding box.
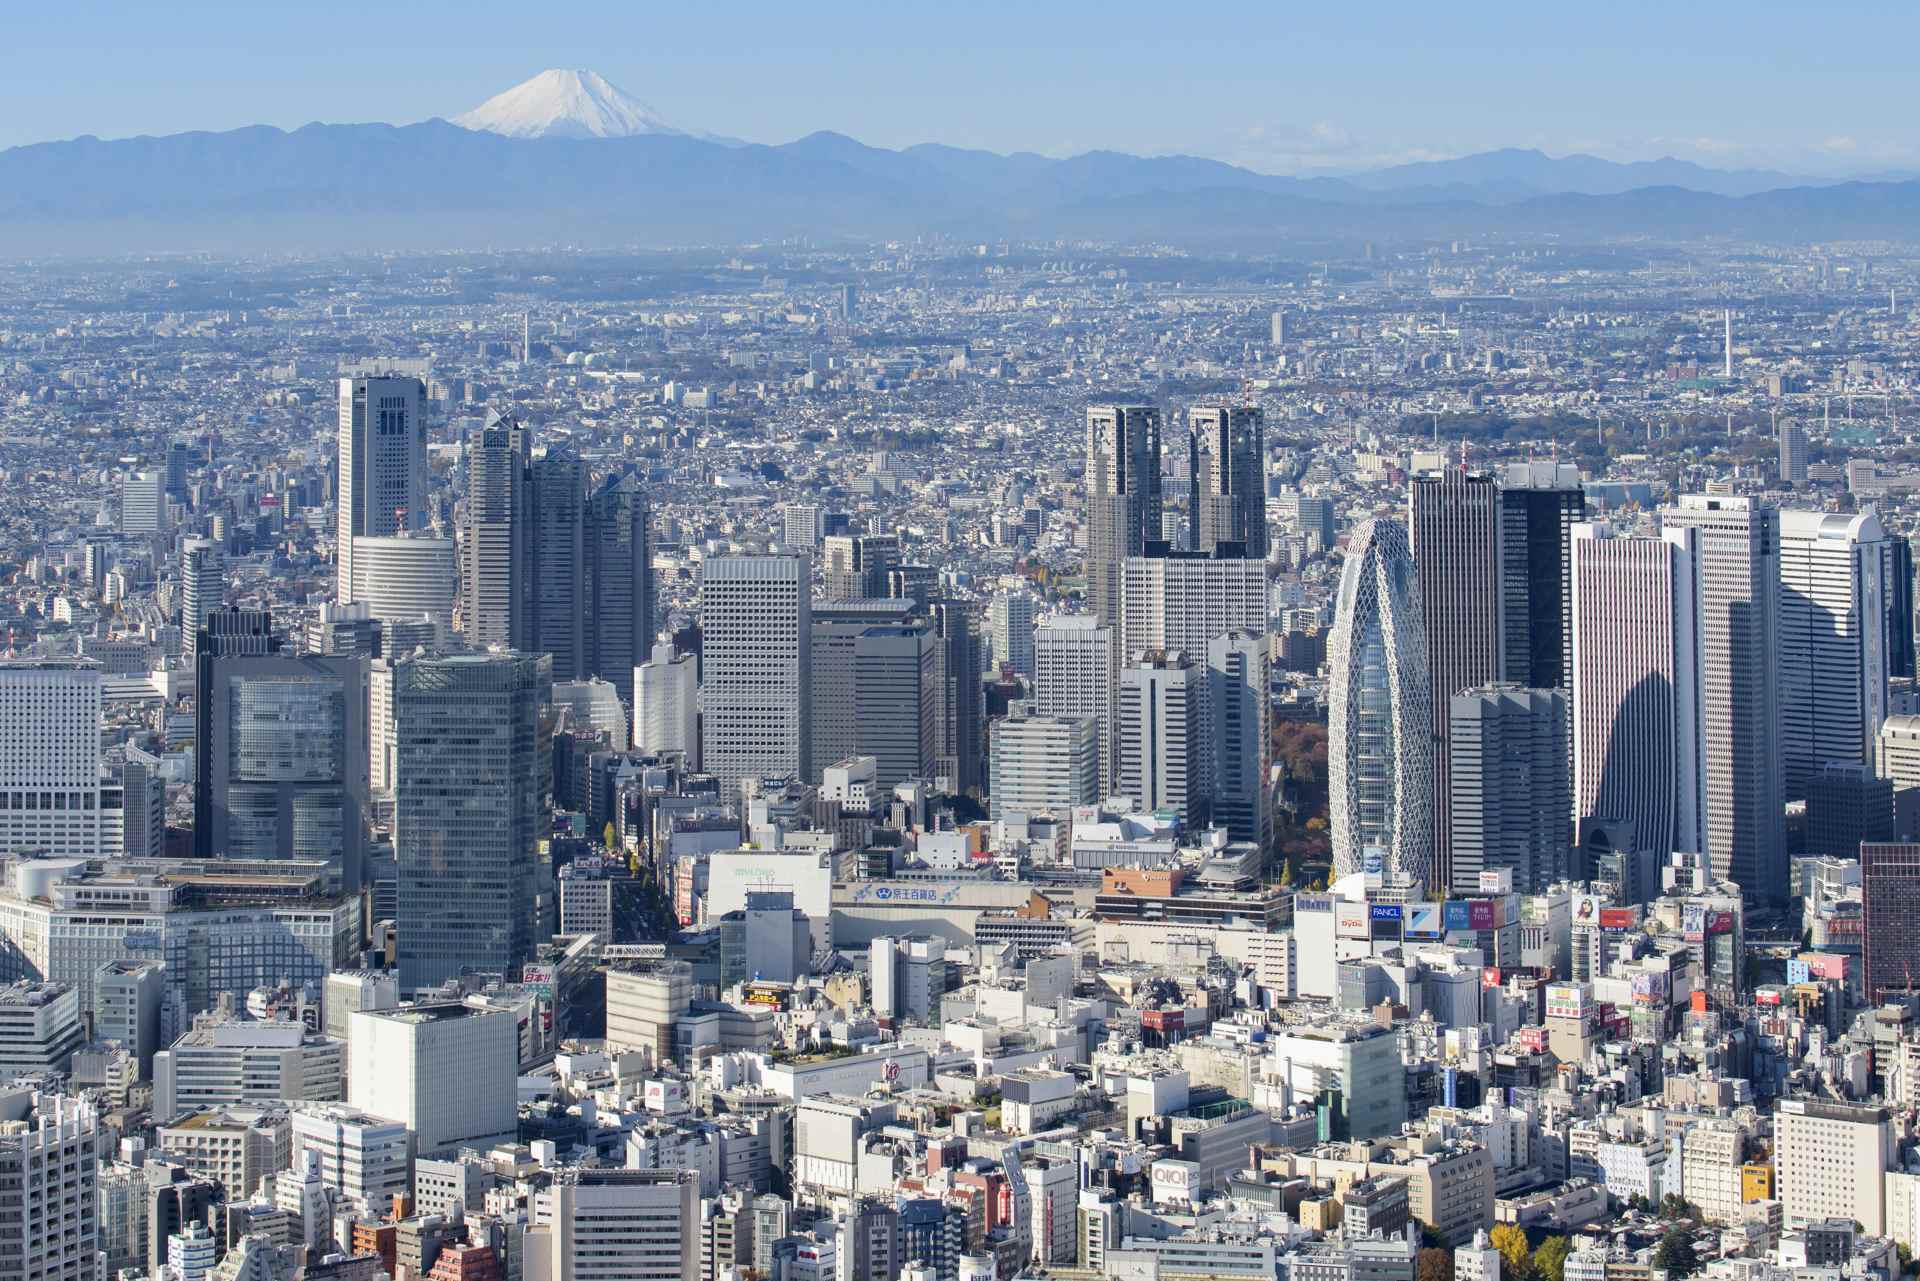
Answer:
[1085,405,1162,627]
[1328,518,1433,890]
[337,376,427,605]
[1409,468,1503,893]
[1663,494,1785,903]
[1778,510,1891,802]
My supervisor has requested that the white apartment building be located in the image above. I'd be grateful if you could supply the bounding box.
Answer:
[0,661,107,858]
[290,1104,411,1211]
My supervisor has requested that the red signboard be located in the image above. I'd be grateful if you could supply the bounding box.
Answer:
[1599,908,1637,931]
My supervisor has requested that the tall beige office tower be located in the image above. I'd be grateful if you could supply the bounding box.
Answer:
[336,375,427,604]
[1085,405,1162,627]
[1569,522,1696,861]
[699,555,810,787]
[1188,406,1266,558]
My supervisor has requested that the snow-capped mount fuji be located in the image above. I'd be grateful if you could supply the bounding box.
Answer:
[450,68,736,143]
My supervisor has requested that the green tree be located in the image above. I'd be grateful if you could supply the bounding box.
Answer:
[1418,1248,1455,1281]
[1533,1236,1570,1281]
[1653,1230,1699,1279]
[1490,1224,1532,1281]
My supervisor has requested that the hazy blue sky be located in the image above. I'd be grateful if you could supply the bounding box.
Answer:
[5,1,1914,175]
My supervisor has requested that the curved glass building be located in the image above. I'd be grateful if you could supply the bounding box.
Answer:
[1329,517,1435,892]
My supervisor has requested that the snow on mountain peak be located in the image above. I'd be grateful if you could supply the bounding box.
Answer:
[451,69,692,141]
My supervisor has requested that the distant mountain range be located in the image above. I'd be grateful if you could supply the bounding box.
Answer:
[4,72,1917,254]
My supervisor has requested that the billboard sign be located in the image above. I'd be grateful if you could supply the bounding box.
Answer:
[1599,908,1638,931]
[1444,900,1471,933]
[1545,983,1587,1020]
[1404,902,1443,938]
[1468,899,1496,931]
[1336,902,1370,939]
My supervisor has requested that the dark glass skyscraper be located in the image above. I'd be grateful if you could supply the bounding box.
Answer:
[585,472,654,706]
[395,651,551,992]
[1863,842,1920,1003]
[1409,468,1503,893]
[1498,462,1585,690]
[1447,684,1570,894]
[530,452,589,681]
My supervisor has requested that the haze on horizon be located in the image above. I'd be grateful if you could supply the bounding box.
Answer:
[2,0,1912,179]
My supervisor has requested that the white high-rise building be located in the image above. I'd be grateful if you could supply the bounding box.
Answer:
[634,642,697,761]
[1663,495,1785,902]
[1778,510,1891,801]
[988,715,1099,823]
[526,1169,699,1281]
[1116,653,1204,822]
[988,592,1038,678]
[781,503,825,551]
[699,555,810,787]
[120,470,167,537]
[1570,522,1697,860]
[180,539,223,657]
[336,375,428,605]
[289,1104,411,1212]
[1775,1099,1894,1235]
[1032,615,1115,794]
[1118,554,1267,661]
[1879,715,1920,790]
[0,1093,98,1281]
[349,1004,517,1158]
[0,661,107,858]
[152,1022,343,1121]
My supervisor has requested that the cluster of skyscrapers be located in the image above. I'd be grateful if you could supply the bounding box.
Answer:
[1328,465,1912,909]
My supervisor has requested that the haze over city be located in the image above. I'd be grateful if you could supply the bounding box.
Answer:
[0,10,1917,1281]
